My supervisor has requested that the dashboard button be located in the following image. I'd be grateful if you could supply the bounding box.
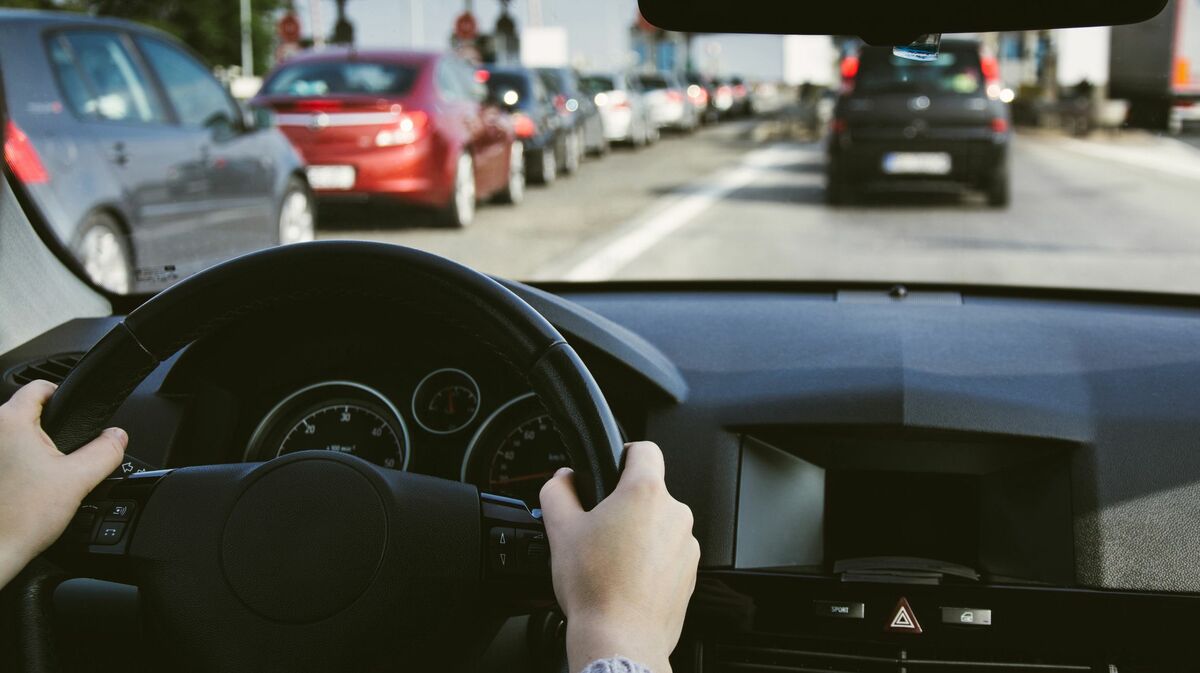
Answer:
[942,607,991,626]
[813,600,865,619]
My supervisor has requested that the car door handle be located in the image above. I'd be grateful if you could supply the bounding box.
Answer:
[111,142,129,167]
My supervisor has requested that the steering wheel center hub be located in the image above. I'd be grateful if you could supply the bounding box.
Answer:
[220,454,388,623]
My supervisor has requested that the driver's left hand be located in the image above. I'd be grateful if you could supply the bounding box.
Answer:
[0,380,126,587]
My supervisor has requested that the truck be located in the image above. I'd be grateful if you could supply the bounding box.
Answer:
[1108,0,1200,130]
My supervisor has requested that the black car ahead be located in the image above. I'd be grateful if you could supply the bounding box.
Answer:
[827,39,1011,207]
[536,67,608,167]
[482,65,565,185]
[0,9,311,294]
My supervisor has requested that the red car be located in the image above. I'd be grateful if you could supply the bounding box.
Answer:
[253,49,524,227]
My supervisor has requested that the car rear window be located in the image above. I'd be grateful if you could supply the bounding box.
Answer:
[264,61,419,96]
[580,75,614,92]
[638,74,670,89]
[486,72,530,97]
[856,49,983,95]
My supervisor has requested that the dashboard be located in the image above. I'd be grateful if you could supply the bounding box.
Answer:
[6,282,1200,670]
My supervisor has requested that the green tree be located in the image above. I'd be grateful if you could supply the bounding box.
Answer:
[2,0,285,74]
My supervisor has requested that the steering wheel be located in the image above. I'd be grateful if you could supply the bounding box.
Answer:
[12,241,623,672]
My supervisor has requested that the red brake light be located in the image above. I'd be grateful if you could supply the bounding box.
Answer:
[4,121,49,184]
[981,55,1000,84]
[475,69,490,83]
[553,94,568,113]
[733,84,747,97]
[840,56,859,80]
[293,99,345,112]
[830,118,848,134]
[991,117,1009,133]
[666,90,684,103]
[512,112,537,139]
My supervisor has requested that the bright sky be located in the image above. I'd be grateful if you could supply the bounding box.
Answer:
[292,0,785,79]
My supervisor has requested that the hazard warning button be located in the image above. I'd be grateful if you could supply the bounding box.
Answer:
[885,597,922,634]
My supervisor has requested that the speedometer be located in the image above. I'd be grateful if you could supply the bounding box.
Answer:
[462,393,571,507]
[246,381,410,470]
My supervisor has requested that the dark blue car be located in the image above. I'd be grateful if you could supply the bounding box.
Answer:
[0,10,312,294]
[481,64,567,185]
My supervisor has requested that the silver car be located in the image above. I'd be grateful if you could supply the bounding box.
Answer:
[580,72,658,147]
[633,71,699,132]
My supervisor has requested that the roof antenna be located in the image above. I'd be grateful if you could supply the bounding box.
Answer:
[893,33,942,62]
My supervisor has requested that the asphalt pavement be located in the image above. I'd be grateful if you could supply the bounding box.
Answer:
[320,120,1200,295]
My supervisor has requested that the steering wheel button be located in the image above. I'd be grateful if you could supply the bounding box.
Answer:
[93,522,126,545]
[104,501,134,522]
[490,526,516,548]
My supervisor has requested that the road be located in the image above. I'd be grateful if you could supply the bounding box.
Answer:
[320,120,1200,295]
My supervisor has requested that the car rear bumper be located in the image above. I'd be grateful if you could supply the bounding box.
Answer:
[830,136,1007,185]
[289,140,449,207]
[600,108,635,140]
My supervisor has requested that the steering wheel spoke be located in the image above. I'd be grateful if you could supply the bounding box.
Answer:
[48,469,170,584]
[480,492,555,613]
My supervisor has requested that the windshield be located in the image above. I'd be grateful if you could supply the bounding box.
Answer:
[4,4,1200,297]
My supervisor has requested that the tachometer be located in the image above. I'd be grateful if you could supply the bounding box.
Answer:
[462,393,570,507]
[247,381,410,470]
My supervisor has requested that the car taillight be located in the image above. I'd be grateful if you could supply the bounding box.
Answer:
[991,117,1009,133]
[981,55,1000,84]
[375,110,428,147]
[733,84,747,97]
[830,118,848,134]
[840,56,859,93]
[511,112,537,139]
[687,84,708,106]
[4,121,49,184]
[475,69,490,83]
[293,99,345,112]
[666,90,684,103]
[553,94,568,113]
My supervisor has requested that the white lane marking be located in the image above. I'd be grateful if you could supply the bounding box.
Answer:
[558,144,801,281]
[1057,136,1200,182]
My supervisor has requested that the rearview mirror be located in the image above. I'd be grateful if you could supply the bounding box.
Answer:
[637,0,1168,45]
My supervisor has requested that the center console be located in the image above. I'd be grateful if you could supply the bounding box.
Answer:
[680,429,1197,671]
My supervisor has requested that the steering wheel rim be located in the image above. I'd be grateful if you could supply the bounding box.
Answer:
[15,241,623,672]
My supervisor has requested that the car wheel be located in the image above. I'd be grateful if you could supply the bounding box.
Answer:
[825,167,854,206]
[533,146,557,185]
[442,152,476,228]
[278,177,315,245]
[563,130,582,174]
[986,169,1011,208]
[496,141,526,205]
[632,120,647,148]
[648,123,661,144]
[74,212,133,294]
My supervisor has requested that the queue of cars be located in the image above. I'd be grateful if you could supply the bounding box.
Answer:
[252,52,757,229]
[0,6,760,292]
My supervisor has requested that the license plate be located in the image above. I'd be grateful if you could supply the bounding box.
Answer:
[882,152,952,175]
[306,165,356,190]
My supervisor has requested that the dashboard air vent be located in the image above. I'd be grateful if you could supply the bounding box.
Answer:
[6,353,83,386]
[709,639,1099,673]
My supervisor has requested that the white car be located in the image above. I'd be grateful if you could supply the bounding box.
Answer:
[634,71,698,132]
[581,72,658,147]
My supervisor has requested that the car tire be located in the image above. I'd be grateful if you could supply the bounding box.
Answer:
[563,129,582,175]
[531,146,557,185]
[986,169,1011,208]
[441,152,476,228]
[632,120,648,148]
[74,212,133,294]
[825,168,854,206]
[278,177,315,245]
[496,141,526,205]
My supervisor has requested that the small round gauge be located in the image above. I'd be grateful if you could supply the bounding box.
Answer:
[412,368,480,435]
[247,381,410,470]
[462,393,571,507]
